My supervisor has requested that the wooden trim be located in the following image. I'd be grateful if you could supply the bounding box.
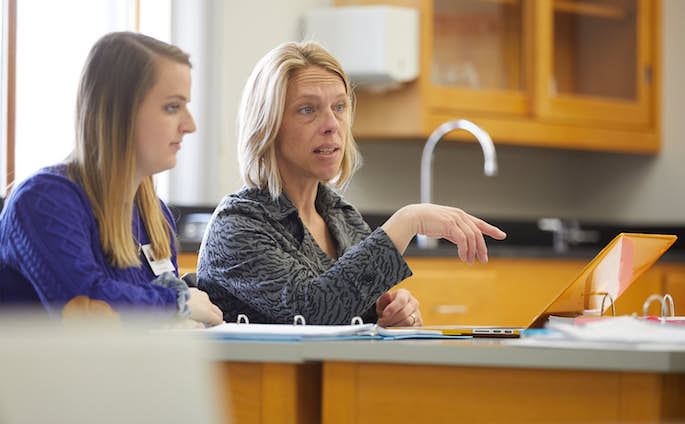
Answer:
[522,0,534,115]
[651,0,662,140]
[133,0,140,32]
[425,0,529,118]
[554,0,628,20]
[536,0,653,128]
[5,0,15,196]
[533,0,553,122]
[427,112,659,153]
[428,87,527,116]
[535,94,651,129]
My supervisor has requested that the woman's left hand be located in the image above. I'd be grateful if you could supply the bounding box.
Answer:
[376,289,423,327]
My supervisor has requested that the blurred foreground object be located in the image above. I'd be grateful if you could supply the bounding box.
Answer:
[0,313,223,424]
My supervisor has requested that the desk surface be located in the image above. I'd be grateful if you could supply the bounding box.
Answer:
[205,337,685,373]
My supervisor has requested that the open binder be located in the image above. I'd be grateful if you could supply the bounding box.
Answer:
[412,233,677,337]
[532,293,685,344]
[197,314,469,341]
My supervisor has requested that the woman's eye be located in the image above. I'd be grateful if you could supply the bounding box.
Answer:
[335,103,346,112]
[299,106,313,114]
[165,104,180,113]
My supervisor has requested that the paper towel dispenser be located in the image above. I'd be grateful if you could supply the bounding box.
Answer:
[302,6,419,86]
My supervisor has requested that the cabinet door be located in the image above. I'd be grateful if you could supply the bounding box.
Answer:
[534,0,655,128]
[398,257,584,326]
[426,0,531,116]
[664,269,685,316]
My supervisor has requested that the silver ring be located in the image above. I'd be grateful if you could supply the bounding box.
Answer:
[410,313,417,326]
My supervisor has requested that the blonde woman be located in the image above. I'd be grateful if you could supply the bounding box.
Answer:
[198,41,506,326]
[0,32,222,325]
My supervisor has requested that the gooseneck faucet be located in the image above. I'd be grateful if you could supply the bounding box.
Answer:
[417,119,498,249]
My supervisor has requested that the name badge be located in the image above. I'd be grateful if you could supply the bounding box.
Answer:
[141,244,176,276]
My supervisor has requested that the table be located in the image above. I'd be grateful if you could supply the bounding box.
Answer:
[208,338,685,423]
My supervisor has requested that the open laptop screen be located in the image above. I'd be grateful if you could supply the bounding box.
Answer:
[535,233,677,321]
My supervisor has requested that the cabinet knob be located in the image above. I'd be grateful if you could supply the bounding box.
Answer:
[644,66,653,85]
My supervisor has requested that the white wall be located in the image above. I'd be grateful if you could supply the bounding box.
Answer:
[214,0,332,200]
[211,0,685,225]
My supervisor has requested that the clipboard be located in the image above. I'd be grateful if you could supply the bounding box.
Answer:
[409,233,677,338]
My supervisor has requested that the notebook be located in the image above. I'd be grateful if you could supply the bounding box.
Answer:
[411,233,677,338]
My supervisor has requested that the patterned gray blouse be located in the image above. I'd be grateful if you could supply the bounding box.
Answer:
[197,184,413,325]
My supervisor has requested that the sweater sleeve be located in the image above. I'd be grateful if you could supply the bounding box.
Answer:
[198,211,412,325]
[3,176,178,316]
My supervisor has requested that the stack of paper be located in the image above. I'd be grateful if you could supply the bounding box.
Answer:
[545,316,685,344]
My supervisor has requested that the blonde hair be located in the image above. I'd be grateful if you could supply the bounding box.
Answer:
[68,32,190,268]
[237,40,361,199]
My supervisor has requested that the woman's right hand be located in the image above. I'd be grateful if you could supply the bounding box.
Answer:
[187,288,223,326]
[381,204,506,263]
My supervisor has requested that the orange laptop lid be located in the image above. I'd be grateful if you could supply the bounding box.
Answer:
[415,233,676,336]
[529,233,677,326]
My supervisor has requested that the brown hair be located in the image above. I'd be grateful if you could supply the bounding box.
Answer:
[237,40,361,199]
[68,32,190,268]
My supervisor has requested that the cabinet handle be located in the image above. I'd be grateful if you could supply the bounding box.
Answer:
[644,66,653,85]
[435,305,468,314]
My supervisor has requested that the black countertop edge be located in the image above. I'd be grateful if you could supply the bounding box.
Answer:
[168,205,685,261]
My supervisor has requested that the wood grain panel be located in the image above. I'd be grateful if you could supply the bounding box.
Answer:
[322,362,358,424]
[321,362,685,423]
[401,257,584,326]
[218,362,264,424]
[217,362,321,424]
[327,362,638,423]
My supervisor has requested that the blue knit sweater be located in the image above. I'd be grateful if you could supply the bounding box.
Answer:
[0,165,180,317]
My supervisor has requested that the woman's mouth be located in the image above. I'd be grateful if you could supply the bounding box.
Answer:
[314,147,339,155]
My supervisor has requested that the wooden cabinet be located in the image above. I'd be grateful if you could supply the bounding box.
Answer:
[660,265,685,316]
[399,257,583,326]
[399,256,674,326]
[336,0,661,153]
[322,362,685,424]
[177,252,199,276]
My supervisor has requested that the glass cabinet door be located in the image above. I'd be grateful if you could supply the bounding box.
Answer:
[535,0,653,127]
[427,0,530,116]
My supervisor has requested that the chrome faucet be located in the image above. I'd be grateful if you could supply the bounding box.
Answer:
[537,218,600,253]
[417,119,498,249]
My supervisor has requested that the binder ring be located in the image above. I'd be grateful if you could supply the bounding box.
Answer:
[293,315,306,326]
[350,316,364,325]
[600,293,615,317]
[643,294,666,318]
[236,314,249,324]
[589,292,615,317]
[663,294,675,317]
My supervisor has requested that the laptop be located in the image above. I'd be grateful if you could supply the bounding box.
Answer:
[416,233,677,338]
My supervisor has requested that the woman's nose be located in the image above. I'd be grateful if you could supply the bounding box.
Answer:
[321,107,340,134]
[183,110,197,134]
